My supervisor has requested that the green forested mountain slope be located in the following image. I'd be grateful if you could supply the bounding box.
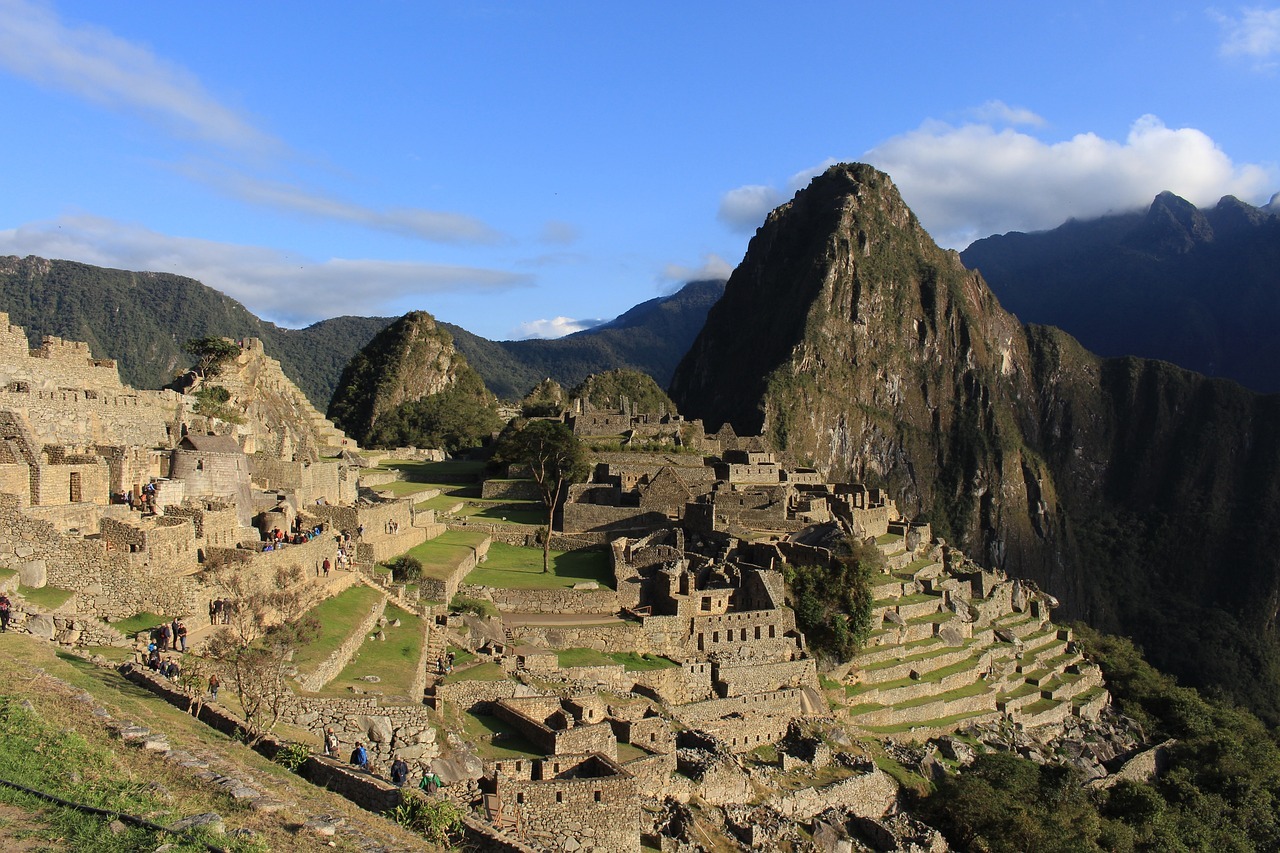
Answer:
[0,255,392,407]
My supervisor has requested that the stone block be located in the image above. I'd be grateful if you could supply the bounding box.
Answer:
[19,560,46,589]
[26,613,55,640]
[362,715,393,744]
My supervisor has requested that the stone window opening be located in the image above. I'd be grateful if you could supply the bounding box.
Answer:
[594,790,602,802]
[754,626,761,640]
[555,791,563,804]
[516,793,524,804]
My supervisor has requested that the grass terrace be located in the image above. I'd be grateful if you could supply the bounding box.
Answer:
[609,652,679,671]
[556,648,617,668]
[464,542,613,589]
[459,712,540,760]
[440,662,508,684]
[315,603,425,698]
[401,529,491,581]
[19,584,74,610]
[110,611,169,636]
[290,584,384,681]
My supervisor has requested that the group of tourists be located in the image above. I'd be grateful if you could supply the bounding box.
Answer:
[339,731,444,792]
[384,519,401,535]
[120,481,158,513]
[435,650,456,675]
[149,618,188,653]
[264,520,327,551]
[209,598,235,624]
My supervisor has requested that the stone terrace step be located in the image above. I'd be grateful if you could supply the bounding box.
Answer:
[858,643,982,686]
[871,578,909,600]
[996,682,1043,713]
[852,681,997,729]
[1015,696,1073,728]
[858,708,1002,742]
[854,635,943,667]
[1039,666,1103,702]
[1020,627,1067,653]
[1017,638,1068,669]
[852,658,988,707]
[895,594,945,621]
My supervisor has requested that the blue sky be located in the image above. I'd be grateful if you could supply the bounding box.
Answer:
[0,1,1276,340]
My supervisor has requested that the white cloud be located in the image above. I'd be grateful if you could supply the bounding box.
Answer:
[0,214,532,326]
[514,316,601,339]
[195,168,505,245]
[966,100,1046,127]
[865,114,1276,247]
[1216,6,1280,66]
[717,184,785,232]
[661,253,734,284]
[0,0,277,153]
[0,2,506,245]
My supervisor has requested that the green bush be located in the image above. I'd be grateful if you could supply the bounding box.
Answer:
[273,741,310,772]
[386,555,424,584]
[386,793,463,845]
[782,537,879,661]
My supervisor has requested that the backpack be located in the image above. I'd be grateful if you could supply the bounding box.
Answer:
[424,774,439,793]
[350,747,361,764]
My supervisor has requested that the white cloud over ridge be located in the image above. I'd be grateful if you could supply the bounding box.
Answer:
[868,115,1276,247]
[514,316,602,339]
[662,253,734,284]
[0,214,532,326]
[717,185,784,232]
[719,113,1276,249]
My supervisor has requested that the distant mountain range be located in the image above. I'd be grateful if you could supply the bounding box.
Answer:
[0,255,724,407]
[961,191,1280,393]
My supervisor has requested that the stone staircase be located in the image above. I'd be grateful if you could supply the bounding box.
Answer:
[842,551,1108,740]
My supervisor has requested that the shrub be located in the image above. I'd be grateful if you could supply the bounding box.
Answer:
[273,741,310,772]
[386,793,463,845]
[387,555,424,584]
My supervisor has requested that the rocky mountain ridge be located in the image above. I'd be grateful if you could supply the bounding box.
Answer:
[961,190,1280,392]
[671,163,1280,722]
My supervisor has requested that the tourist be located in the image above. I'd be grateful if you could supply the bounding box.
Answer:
[175,619,188,652]
[350,742,369,771]
[322,557,331,577]
[390,756,409,787]
[419,765,442,794]
[158,622,171,651]
[324,728,339,758]
[208,672,220,701]
[0,593,10,632]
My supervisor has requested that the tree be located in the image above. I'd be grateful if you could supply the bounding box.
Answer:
[184,337,240,379]
[492,419,588,572]
[782,536,880,661]
[206,615,319,744]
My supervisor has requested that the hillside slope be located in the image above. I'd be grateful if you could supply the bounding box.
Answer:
[0,255,392,407]
[670,163,1280,722]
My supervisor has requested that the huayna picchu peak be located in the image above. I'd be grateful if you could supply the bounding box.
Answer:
[672,162,1280,727]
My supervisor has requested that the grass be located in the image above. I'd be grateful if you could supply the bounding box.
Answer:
[862,708,995,736]
[556,648,617,668]
[616,742,650,763]
[372,480,440,497]
[447,645,476,667]
[314,603,425,698]
[378,459,484,481]
[18,584,74,610]
[872,750,932,796]
[464,542,612,589]
[110,611,169,636]
[439,662,507,683]
[609,651,679,671]
[289,584,384,678]
[458,712,540,760]
[0,634,424,852]
[400,530,490,581]
[0,567,14,581]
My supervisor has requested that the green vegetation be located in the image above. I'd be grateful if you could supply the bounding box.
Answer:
[365,368,501,452]
[289,585,384,678]
[18,584,74,610]
[915,625,1280,851]
[183,336,239,378]
[458,712,540,759]
[464,542,612,589]
[191,383,243,423]
[570,368,675,414]
[319,604,425,698]
[556,648,616,668]
[448,595,497,619]
[782,537,880,661]
[384,555,423,583]
[109,611,169,636]
[608,652,678,671]
[520,377,566,417]
[401,530,489,582]
[489,419,589,572]
[386,794,464,847]
[441,662,507,683]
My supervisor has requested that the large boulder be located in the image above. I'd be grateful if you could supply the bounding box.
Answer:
[19,560,46,589]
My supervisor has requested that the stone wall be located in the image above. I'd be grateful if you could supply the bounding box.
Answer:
[491,700,618,758]
[285,693,440,769]
[433,678,529,712]
[492,754,639,853]
[675,688,806,726]
[561,503,671,535]
[769,768,897,820]
[481,480,542,501]
[714,659,817,697]
[485,586,619,615]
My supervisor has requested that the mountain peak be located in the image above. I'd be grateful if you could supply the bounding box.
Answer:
[1124,190,1213,254]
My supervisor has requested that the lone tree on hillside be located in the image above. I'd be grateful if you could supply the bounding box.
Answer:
[184,337,240,379]
[492,419,588,572]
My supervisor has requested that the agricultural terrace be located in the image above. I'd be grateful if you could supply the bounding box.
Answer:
[463,542,613,589]
[290,584,384,684]
[315,603,426,698]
